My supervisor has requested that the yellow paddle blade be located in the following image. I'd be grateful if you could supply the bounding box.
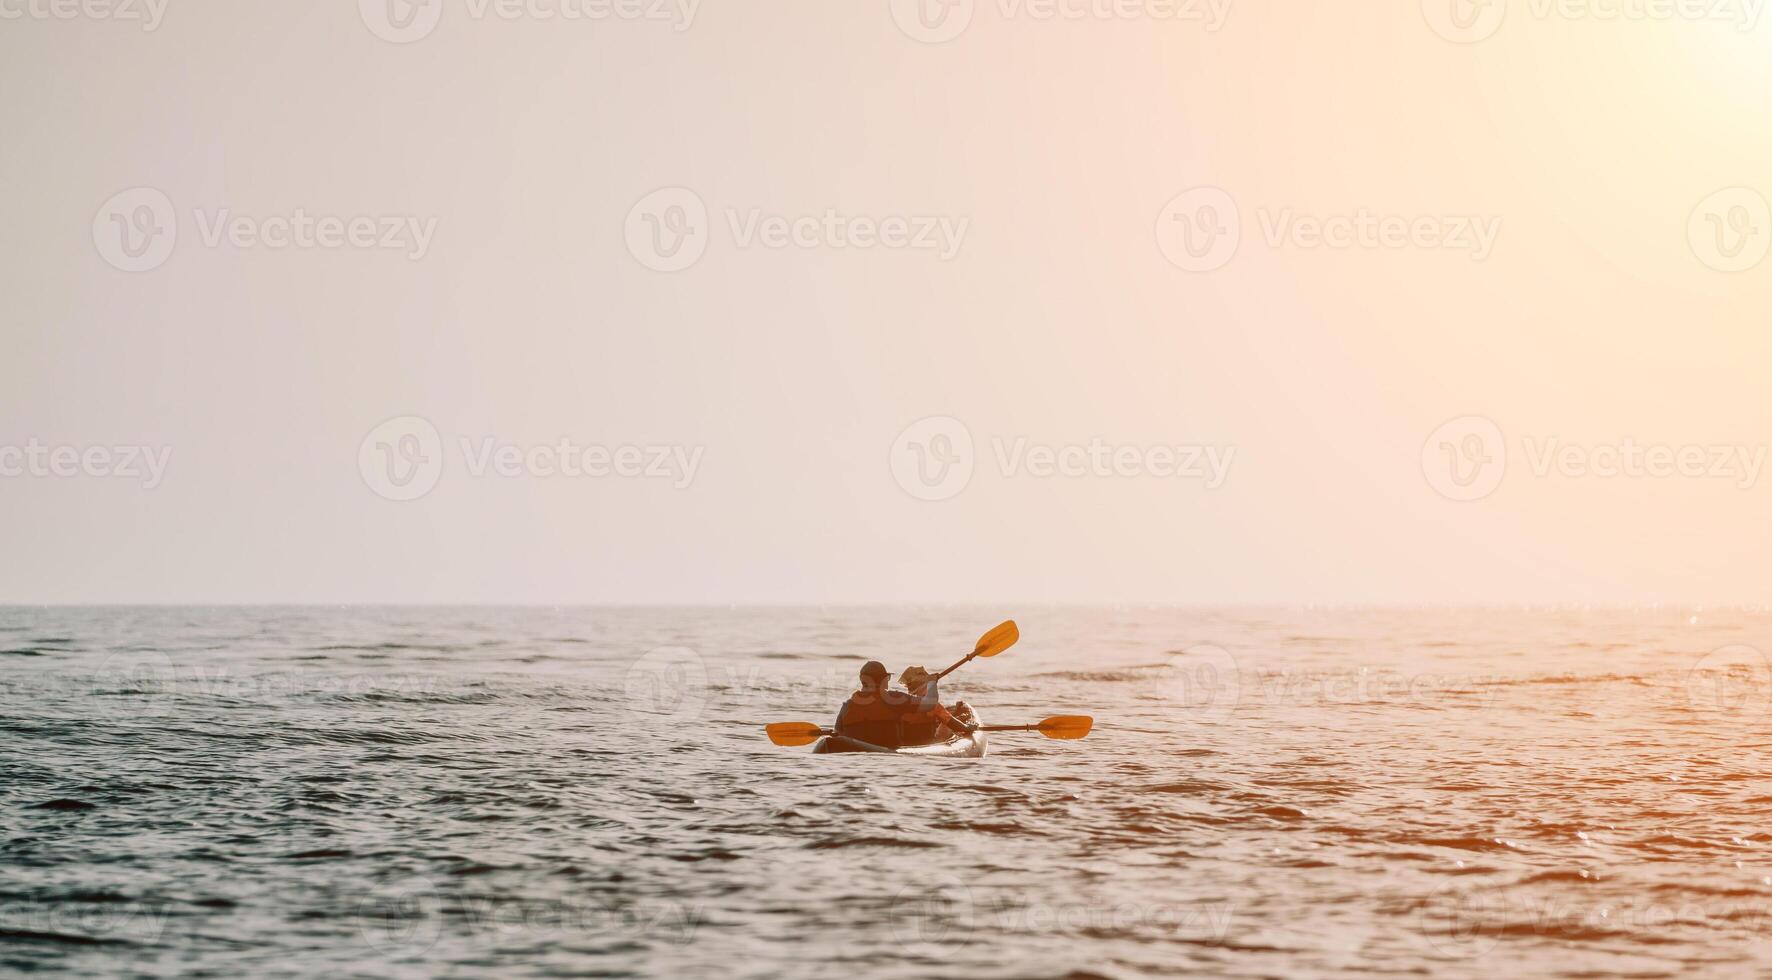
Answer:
[765,722,827,747]
[973,620,1020,658]
[1036,715,1093,740]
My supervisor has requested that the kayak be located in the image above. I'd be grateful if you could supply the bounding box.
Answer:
[812,707,987,758]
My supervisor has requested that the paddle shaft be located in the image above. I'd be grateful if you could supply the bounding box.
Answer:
[790,722,1059,736]
[932,653,975,683]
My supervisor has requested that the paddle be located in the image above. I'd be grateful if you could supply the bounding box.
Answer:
[764,722,834,747]
[932,620,1020,682]
[978,715,1093,739]
[765,714,1093,747]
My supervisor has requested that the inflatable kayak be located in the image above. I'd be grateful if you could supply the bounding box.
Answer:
[812,707,987,758]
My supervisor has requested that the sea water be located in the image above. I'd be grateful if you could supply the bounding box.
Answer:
[4,605,1771,978]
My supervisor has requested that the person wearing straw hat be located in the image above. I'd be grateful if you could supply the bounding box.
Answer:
[897,664,975,746]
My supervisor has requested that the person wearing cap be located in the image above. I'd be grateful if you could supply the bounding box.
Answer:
[896,665,975,745]
[833,660,912,748]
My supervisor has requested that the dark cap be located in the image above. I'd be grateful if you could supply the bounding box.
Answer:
[860,660,889,678]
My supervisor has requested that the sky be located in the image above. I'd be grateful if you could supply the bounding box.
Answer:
[2,0,1770,604]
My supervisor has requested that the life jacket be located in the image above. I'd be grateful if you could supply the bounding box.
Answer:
[837,689,910,747]
[899,699,957,747]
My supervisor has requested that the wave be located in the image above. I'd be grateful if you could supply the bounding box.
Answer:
[0,928,134,947]
[805,836,944,850]
[29,799,96,812]
[1404,836,1524,853]
[1035,663,1174,683]
[1467,671,1653,689]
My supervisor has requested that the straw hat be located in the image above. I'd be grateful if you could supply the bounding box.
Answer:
[899,665,935,691]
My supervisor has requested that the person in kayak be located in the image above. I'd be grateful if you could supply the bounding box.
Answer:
[833,660,913,747]
[897,665,976,745]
